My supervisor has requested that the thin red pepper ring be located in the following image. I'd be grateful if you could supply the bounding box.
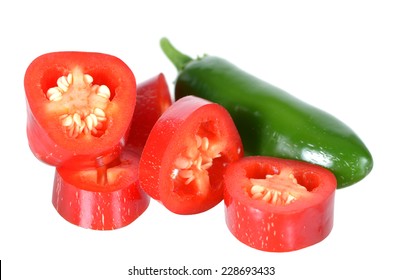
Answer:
[52,148,149,230]
[139,95,243,214]
[126,73,172,152]
[224,156,336,252]
[24,51,136,169]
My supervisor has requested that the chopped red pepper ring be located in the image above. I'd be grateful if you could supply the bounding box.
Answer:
[139,95,243,214]
[24,52,136,169]
[53,148,149,230]
[224,156,336,252]
[126,73,172,152]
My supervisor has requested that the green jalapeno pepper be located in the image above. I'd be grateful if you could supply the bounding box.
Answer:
[160,37,373,189]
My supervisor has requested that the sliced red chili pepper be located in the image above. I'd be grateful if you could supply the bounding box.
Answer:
[24,52,136,169]
[224,156,336,252]
[53,148,149,230]
[126,73,172,152]
[139,95,243,214]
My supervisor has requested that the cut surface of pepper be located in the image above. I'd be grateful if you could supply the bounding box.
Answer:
[171,131,222,197]
[24,51,136,169]
[139,95,243,215]
[46,67,110,138]
[224,156,336,252]
[248,168,311,205]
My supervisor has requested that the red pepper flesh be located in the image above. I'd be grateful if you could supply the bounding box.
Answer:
[127,73,172,152]
[139,95,243,214]
[224,156,336,252]
[53,148,149,230]
[24,52,136,169]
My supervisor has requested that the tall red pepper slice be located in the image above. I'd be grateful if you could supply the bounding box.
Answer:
[126,73,172,152]
[24,52,136,169]
[224,156,336,252]
[139,95,243,214]
[53,148,149,230]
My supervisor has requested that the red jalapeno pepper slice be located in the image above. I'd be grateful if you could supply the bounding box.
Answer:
[139,95,243,214]
[127,73,172,152]
[24,51,136,169]
[224,156,336,252]
[53,148,149,230]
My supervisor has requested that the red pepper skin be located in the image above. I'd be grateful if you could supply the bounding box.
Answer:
[52,149,149,230]
[24,52,136,169]
[127,73,172,152]
[224,156,336,252]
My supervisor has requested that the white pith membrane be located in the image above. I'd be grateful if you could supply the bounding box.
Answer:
[248,168,310,205]
[46,67,111,138]
[171,134,222,196]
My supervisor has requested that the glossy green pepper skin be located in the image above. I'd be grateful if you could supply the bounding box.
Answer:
[160,38,373,188]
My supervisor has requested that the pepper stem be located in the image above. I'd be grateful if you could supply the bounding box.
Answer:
[160,37,193,71]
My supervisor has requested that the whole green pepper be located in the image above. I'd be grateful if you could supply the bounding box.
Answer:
[160,38,373,188]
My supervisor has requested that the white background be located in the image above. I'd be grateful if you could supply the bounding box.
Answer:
[1,0,400,279]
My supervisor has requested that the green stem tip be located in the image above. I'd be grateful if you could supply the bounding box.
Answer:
[160,37,193,71]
